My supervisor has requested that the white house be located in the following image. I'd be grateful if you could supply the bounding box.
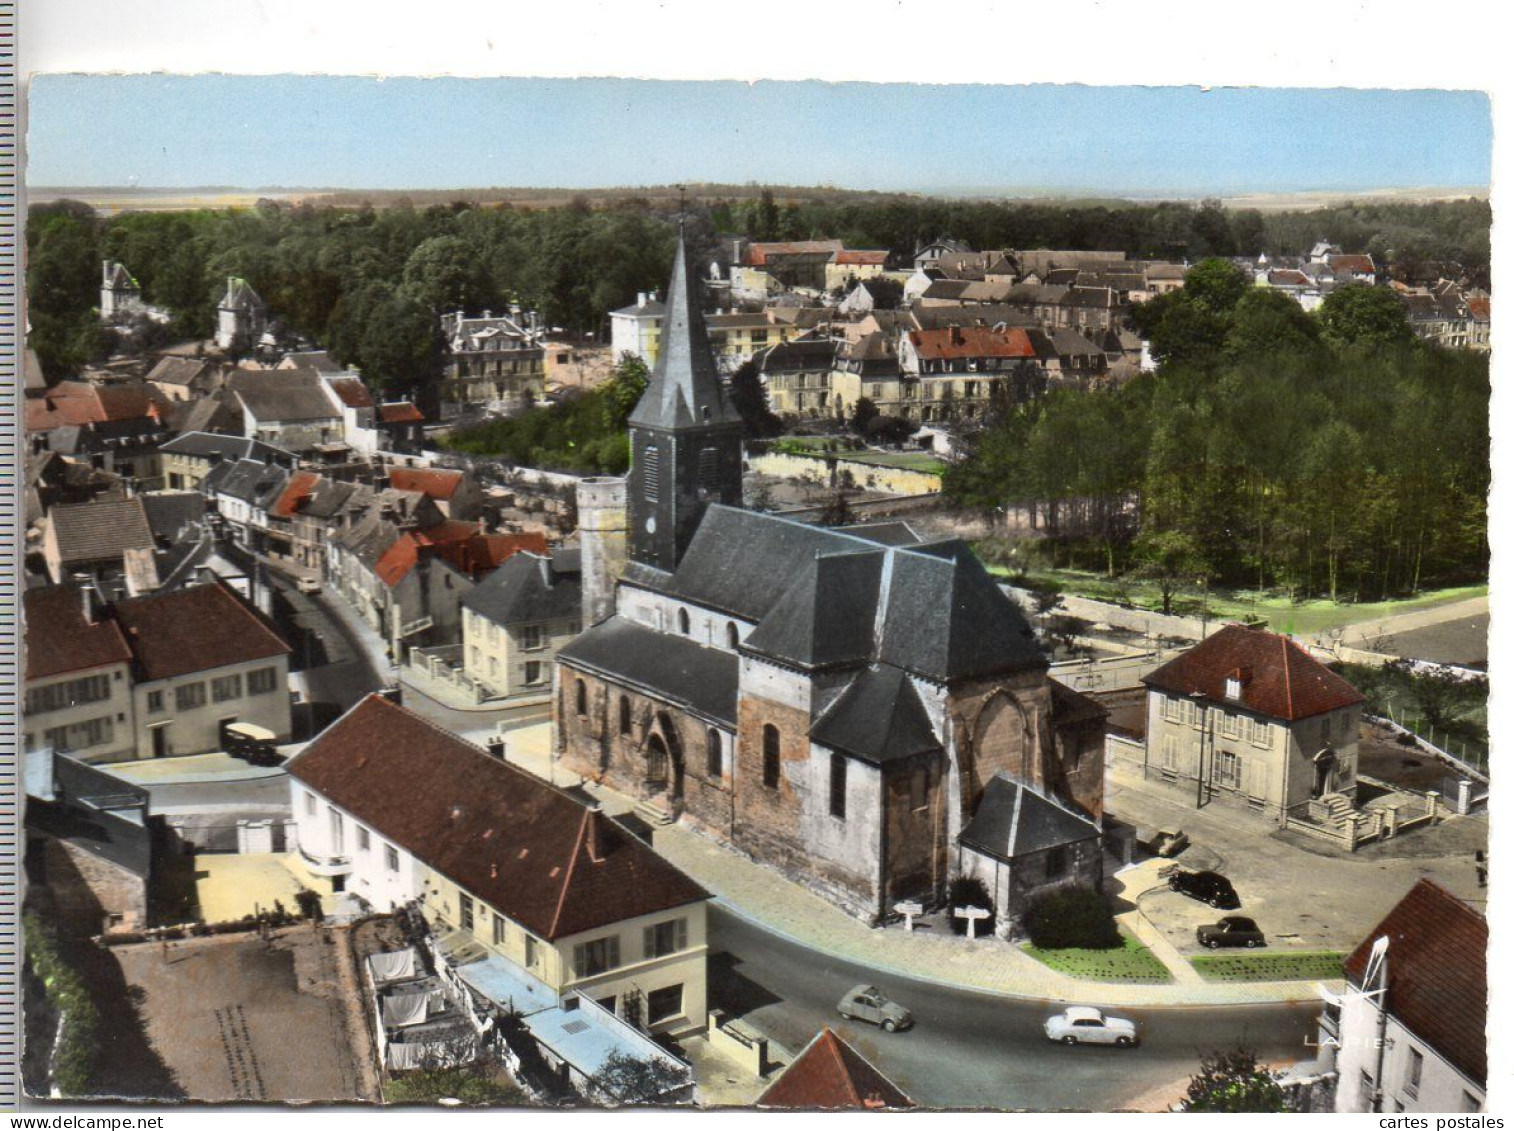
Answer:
[1322,879,1486,1114]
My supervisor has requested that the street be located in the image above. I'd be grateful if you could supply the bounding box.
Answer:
[707,906,1320,1110]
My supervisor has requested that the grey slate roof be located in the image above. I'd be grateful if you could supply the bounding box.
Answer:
[558,616,739,727]
[300,478,361,520]
[229,371,341,424]
[810,665,940,765]
[959,773,1100,862]
[462,551,582,628]
[659,507,1045,683]
[159,430,294,465]
[213,459,289,506]
[49,497,156,565]
[140,492,208,541]
[626,231,744,433]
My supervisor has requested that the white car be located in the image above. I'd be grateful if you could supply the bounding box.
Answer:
[296,576,322,594]
[1043,1007,1139,1047]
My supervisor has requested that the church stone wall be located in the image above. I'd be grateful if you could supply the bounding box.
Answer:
[947,671,1054,818]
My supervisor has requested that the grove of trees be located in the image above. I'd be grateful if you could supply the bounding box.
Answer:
[944,259,1489,603]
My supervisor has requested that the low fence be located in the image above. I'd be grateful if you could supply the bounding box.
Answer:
[1369,711,1488,784]
[706,1010,771,1078]
[1002,586,1217,644]
[405,645,499,706]
[1052,648,1175,694]
[749,450,943,496]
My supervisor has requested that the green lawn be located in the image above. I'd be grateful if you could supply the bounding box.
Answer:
[1021,930,1172,983]
[838,450,945,474]
[984,562,1485,637]
[1190,951,1344,983]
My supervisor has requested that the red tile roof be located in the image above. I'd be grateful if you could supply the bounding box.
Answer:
[375,523,547,587]
[389,467,464,500]
[378,401,425,423]
[1328,254,1376,275]
[834,249,889,266]
[24,586,133,680]
[1344,880,1487,1087]
[269,471,322,519]
[26,381,169,432]
[325,376,374,409]
[112,580,290,682]
[1142,624,1364,721]
[758,1029,913,1110]
[1467,297,1490,321]
[287,695,709,940]
[744,240,844,265]
[908,325,1037,360]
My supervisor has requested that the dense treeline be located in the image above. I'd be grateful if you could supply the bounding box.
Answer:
[943,261,1489,602]
[27,192,1489,383]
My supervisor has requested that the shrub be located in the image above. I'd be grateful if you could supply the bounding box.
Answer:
[23,913,99,1096]
[946,875,996,937]
[1025,888,1121,950]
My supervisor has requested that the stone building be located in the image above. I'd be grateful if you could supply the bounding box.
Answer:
[216,276,267,352]
[555,234,1106,925]
[438,308,546,416]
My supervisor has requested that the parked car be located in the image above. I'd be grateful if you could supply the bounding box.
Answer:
[1167,869,1240,909]
[1197,916,1266,949]
[296,576,322,594]
[1043,1007,1139,1047]
[837,985,913,1032]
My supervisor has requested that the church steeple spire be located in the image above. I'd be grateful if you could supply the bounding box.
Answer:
[625,228,745,574]
[627,229,743,432]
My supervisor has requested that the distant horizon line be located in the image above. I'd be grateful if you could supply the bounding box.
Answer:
[28,182,1492,203]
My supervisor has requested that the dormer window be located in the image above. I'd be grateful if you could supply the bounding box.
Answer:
[1225,677,1242,701]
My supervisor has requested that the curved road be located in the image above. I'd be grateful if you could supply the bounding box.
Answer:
[708,906,1319,1110]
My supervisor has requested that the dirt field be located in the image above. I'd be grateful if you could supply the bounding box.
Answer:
[111,926,371,1102]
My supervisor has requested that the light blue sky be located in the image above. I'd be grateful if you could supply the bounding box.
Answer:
[28,76,1491,195]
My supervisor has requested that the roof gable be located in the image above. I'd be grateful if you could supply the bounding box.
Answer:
[959,773,1100,861]
[24,586,133,680]
[758,1029,913,1110]
[1343,880,1486,1086]
[112,580,291,682]
[1142,624,1364,721]
[810,665,940,765]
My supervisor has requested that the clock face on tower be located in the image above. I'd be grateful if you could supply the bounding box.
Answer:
[645,516,657,534]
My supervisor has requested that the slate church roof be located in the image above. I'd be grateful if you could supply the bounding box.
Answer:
[959,773,1101,863]
[558,617,739,727]
[626,230,743,433]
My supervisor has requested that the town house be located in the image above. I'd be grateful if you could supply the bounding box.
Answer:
[288,694,711,1036]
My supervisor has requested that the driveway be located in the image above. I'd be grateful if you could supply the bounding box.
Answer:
[1106,771,1488,957]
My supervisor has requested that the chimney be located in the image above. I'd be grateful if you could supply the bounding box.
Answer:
[586,806,605,863]
[77,577,101,624]
[636,292,646,308]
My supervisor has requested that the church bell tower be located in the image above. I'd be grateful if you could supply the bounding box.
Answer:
[625,230,745,574]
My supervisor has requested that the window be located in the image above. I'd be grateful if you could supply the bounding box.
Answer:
[1462,1092,1482,1113]
[1162,695,1180,723]
[726,622,740,650]
[829,753,847,819]
[212,673,243,703]
[305,791,317,817]
[698,448,722,493]
[1359,1071,1376,1111]
[521,624,544,651]
[43,717,114,751]
[677,607,690,635]
[573,936,621,977]
[472,647,482,669]
[1215,750,1241,790]
[643,918,688,959]
[619,695,632,736]
[492,912,506,946]
[488,656,499,678]
[175,682,207,711]
[357,827,371,852]
[762,725,780,788]
[385,844,400,873]
[1405,1048,1424,1098]
[706,728,722,778]
[642,445,661,502]
[459,893,474,931]
[328,808,344,855]
[575,679,587,716]
[1161,735,1179,770]
[1249,718,1270,747]
[25,673,112,715]
[525,661,545,686]
[525,935,539,968]
[910,766,929,812]
[1045,845,1067,880]
[143,689,165,714]
[1220,711,1239,739]
[1320,713,1334,743]
[646,984,684,1025]
[248,667,279,696]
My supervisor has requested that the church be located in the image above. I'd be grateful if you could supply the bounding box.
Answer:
[555,232,1108,925]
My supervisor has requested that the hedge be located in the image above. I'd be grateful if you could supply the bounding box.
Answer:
[1025,888,1122,950]
[24,913,99,1096]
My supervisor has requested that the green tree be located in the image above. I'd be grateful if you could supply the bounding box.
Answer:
[727,360,783,438]
[848,396,880,435]
[1182,1048,1287,1113]
[1182,257,1251,315]
[1130,291,1228,369]
[601,353,651,432]
[1318,283,1412,351]
[1224,288,1321,362]
[1132,529,1210,616]
[587,1050,689,1106]
[386,1053,526,1107]
[402,234,489,313]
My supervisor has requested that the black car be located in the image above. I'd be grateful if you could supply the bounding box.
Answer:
[1167,869,1240,909]
[1197,916,1266,949]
